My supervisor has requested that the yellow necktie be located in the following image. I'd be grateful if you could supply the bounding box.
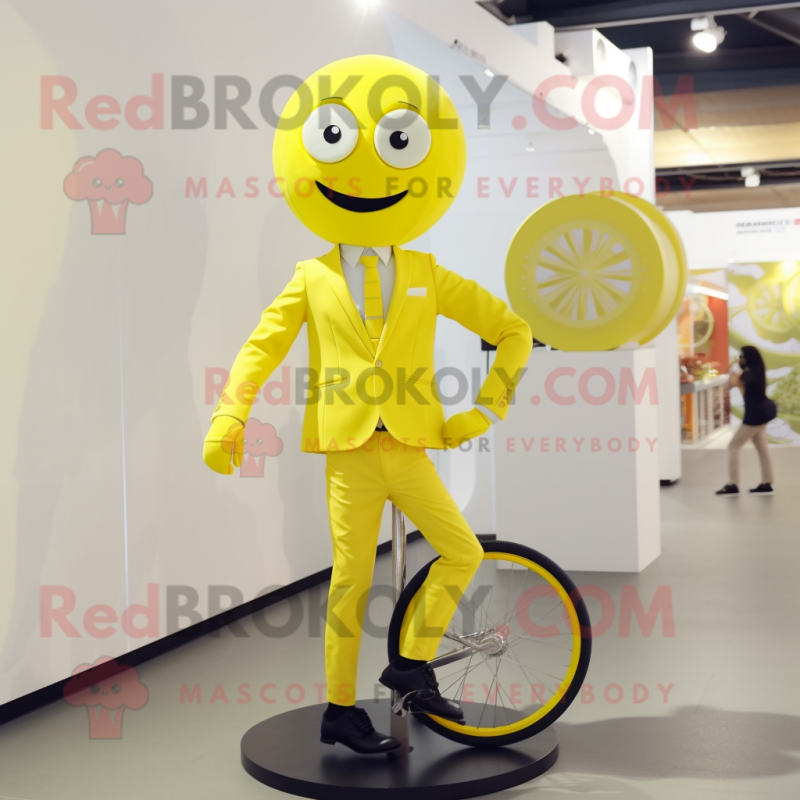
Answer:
[360,254,384,349]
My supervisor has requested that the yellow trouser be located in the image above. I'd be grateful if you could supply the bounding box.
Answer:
[324,430,484,705]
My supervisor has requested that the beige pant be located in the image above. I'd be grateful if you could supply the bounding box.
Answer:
[729,423,775,486]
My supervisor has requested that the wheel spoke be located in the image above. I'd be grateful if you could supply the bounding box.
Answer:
[404,549,586,738]
[551,283,581,316]
[577,282,588,320]
[536,273,577,291]
[438,656,485,698]
[496,649,570,684]
[564,229,583,266]
[504,640,561,702]
[592,277,628,306]
[506,632,574,651]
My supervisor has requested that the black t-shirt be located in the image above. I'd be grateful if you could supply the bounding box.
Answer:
[740,369,776,426]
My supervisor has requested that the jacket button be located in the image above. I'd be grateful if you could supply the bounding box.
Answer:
[376,360,383,368]
[499,401,506,408]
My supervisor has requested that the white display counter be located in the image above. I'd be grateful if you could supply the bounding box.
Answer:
[496,348,661,572]
[680,375,730,444]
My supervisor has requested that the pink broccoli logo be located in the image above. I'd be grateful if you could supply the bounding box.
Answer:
[241,419,283,477]
[63,657,148,739]
[64,149,153,235]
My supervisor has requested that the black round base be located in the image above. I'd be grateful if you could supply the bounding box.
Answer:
[241,699,558,800]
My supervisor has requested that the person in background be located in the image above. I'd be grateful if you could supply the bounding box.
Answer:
[716,345,777,496]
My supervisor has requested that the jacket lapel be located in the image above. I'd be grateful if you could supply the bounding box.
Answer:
[318,245,375,357]
[376,245,411,358]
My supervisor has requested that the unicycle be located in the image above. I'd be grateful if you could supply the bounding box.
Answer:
[387,539,592,748]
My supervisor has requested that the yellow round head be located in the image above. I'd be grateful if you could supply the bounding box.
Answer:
[272,55,467,246]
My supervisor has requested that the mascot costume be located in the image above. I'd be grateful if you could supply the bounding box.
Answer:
[203,55,532,754]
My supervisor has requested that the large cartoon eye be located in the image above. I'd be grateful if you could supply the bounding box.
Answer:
[115,178,125,188]
[111,684,121,694]
[92,178,102,188]
[302,104,358,163]
[90,684,100,694]
[374,109,431,169]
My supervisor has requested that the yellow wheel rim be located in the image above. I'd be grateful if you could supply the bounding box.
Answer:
[506,194,671,350]
[428,552,583,738]
[600,192,688,344]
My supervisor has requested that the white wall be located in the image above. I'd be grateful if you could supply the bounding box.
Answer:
[0,0,648,705]
[385,10,622,533]
[1,0,399,707]
[667,207,800,267]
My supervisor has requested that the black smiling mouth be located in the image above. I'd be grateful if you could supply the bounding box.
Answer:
[315,181,407,213]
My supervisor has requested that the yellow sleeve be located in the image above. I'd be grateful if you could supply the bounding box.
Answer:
[211,262,307,424]
[432,257,532,420]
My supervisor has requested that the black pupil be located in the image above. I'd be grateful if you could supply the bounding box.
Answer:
[390,131,409,150]
[324,125,341,144]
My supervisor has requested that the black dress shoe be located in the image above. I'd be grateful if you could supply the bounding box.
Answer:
[320,706,400,754]
[379,661,465,722]
[749,483,775,494]
[715,484,739,497]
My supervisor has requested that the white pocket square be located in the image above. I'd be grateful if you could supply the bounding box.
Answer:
[407,287,426,296]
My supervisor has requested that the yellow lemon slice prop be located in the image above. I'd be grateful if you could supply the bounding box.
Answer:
[505,193,684,351]
[693,300,715,348]
[746,261,800,344]
[781,270,800,337]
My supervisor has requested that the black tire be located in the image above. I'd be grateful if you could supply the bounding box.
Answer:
[387,540,592,748]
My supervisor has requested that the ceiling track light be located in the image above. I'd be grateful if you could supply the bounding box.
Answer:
[741,166,760,187]
[691,16,726,53]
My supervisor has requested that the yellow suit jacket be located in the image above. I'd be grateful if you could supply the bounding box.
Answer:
[212,245,532,452]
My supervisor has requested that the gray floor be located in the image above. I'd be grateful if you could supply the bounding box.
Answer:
[1,447,799,800]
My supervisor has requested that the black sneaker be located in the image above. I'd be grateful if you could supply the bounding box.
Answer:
[379,661,465,722]
[749,483,775,495]
[320,706,400,754]
[715,484,739,497]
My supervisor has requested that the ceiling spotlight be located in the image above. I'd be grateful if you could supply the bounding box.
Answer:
[587,126,596,135]
[744,171,761,188]
[691,16,725,53]
[525,140,536,152]
[485,68,494,78]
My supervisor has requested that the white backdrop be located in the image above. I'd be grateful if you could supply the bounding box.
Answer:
[1,0,638,705]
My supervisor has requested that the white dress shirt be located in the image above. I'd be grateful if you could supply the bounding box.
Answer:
[338,244,498,426]
[339,244,395,321]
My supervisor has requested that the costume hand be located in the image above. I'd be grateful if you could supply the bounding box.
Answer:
[203,416,245,475]
[442,407,491,449]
